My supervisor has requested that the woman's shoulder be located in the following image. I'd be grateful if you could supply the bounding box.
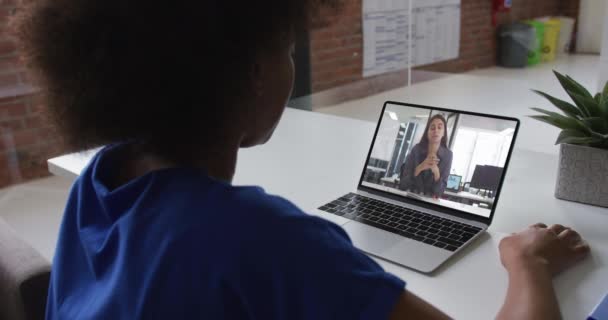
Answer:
[439,146,453,155]
[228,186,306,218]
[165,183,338,256]
[411,143,423,153]
[214,186,328,234]
[439,145,453,157]
[213,189,351,263]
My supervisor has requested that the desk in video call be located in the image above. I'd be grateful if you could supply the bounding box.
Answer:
[362,182,492,217]
[378,177,494,211]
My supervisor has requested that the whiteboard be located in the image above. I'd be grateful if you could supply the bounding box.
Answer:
[363,0,461,77]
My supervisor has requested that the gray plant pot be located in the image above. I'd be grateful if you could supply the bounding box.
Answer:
[555,143,608,207]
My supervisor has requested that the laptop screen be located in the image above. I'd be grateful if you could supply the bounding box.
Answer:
[360,102,518,219]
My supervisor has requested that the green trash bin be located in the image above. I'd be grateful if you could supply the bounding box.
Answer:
[526,20,544,66]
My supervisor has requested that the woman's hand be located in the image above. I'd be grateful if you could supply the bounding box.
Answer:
[499,223,590,276]
[415,155,440,176]
[422,155,440,170]
[430,164,440,181]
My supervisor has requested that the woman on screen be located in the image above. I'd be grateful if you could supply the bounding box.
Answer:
[399,114,453,198]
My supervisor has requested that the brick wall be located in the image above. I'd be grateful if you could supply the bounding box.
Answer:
[0,0,63,189]
[310,0,579,92]
[0,0,26,86]
[560,0,580,23]
[0,94,63,188]
[310,0,363,93]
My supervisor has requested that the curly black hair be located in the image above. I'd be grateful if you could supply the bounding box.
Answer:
[14,0,339,161]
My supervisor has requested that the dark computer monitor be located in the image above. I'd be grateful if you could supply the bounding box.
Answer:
[470,165,503,193]
[470,165,486,190]
[482,166,503,193]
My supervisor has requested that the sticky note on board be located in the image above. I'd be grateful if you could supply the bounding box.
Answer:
[589,292,608,320]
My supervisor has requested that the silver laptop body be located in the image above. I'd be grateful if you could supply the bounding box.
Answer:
[314,101,520,274]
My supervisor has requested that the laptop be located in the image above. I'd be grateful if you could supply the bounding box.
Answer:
[314,101,519,273]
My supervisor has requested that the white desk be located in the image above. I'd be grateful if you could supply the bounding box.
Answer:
[362,181,492,217]
[380,176,398,184]
[374,177,494,212]
[365,165,387,173]
[48,107,608,319]
[444,190,495,206]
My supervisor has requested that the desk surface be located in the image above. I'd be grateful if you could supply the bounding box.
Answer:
[444,190,495,204]
[362,181,492,217]
[365,165,386,172]
[377,178,495,205]
[48,107,608,319]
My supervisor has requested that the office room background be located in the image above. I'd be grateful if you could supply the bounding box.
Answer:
[1,0,608,319]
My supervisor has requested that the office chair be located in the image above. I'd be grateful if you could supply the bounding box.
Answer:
[0,218,51,320]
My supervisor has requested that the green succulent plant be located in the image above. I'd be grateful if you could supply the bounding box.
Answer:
[530,70,608,149]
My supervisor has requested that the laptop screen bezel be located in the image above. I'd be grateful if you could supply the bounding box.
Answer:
[356,101,520,226]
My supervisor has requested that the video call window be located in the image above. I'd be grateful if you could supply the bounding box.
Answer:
[362,104,517,218]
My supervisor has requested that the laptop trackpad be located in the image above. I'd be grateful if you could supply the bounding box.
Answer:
[342,221,403,254]
[343,220,452,273]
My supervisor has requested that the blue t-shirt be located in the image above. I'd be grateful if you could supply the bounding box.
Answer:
[46,144,405,319]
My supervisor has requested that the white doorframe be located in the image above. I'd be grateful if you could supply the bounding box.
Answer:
[577,0,607,53]
[599,0,608,87]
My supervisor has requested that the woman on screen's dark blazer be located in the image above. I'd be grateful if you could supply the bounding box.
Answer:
[399,114,453,198]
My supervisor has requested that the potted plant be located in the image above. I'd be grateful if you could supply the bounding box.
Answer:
[531,71,608,208]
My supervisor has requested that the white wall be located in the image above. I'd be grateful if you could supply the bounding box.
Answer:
[458,114,517,132]
[371,104,430,161]
[371,114,401,161]
[577,0,607,53]
[599,1,608,88]
[385,103,431,121]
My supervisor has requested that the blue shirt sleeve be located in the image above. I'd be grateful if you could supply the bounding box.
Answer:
[228,196,406,320]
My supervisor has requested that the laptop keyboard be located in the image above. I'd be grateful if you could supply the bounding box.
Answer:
[318,193,482,252]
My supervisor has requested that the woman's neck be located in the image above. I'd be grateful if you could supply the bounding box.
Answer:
[427,142,440,156]
[116,138,241,187]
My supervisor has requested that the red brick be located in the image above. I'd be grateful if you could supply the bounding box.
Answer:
[0,134,10,151]
[0,72,19,86]
[0,96,22,104]
[0,118,24,131]
[13,129,38,146]
[24,114,46,128]
[0,152,21,180]
[0,176,9,189]
[312,64,361,84]
[312,46,361,62]
[36,127,57,139]
[0,102,27,118]
[0,8,12,28]
[0,0,17,7]
[0,56,20,73]
[312,58,361,73]
[0,39,16,56]
[0,92,59,187]
[27,103,46,114]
